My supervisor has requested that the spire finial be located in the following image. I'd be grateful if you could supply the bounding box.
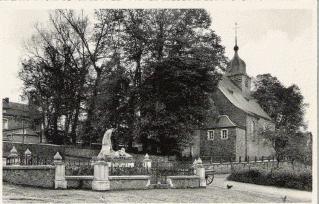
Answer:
[234,22,239,51]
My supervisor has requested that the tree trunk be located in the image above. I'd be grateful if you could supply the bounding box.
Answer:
[84,69,102,146]
[71,97,81,145]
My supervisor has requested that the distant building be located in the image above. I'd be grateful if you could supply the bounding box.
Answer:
[2,98,44,144]
[182,38,275,160]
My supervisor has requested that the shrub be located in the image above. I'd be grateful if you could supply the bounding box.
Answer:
[227,167,312,191]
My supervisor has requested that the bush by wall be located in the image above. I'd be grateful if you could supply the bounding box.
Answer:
[227,167,312,191]
[3,142,65,158]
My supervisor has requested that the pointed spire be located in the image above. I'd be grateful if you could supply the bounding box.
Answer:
[234,22,239,52]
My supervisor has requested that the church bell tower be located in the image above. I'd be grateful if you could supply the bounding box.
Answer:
[226,23,251,97]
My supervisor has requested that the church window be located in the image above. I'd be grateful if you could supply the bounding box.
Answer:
[221,129,228,140]
[207,130,214,141]
[245,78,249,88]
[3,118,8,130]
[251,121,256,141]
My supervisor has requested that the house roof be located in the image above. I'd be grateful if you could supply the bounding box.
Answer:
[218,76,272,120]
[3,127,39,135]
[2,100,40,118]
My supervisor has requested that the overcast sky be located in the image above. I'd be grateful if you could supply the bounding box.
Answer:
[0,8,316,134]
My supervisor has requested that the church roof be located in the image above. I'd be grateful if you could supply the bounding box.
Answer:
[226,46,246,76]
[218,76,272,120]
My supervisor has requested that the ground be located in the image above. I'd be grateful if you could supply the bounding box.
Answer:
[3,175,312,203]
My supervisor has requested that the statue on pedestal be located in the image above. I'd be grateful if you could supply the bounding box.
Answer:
[97,128,115,159]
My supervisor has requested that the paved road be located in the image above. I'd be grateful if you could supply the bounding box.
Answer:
[3,175,312,203]
[211,174,312,203]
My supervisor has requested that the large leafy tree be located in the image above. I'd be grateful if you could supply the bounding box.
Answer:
[20,9,227,152]
[19,12,90,144]
[253,74,309,163]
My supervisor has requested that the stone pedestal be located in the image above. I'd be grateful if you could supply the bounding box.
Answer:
[92,160,110,191]
[54,152,67,189]
[195,158,206,188]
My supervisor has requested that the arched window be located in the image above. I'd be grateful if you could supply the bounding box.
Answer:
[251,121,256,141]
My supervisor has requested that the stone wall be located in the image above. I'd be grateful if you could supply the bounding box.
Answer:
[3,165,55,188]
[235,128,246,159]
[66,176,93,189]
[246,116,275,158]
[199,127,237,159]
[167,175,200,188]
[109,176,150,190]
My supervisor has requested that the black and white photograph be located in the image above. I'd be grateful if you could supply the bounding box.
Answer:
[0,1,316,203]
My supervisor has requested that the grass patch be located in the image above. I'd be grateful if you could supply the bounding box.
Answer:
[227,167,312,191]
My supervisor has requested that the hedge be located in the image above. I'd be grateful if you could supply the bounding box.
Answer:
[3,142,65,158]
[227,167,312,191]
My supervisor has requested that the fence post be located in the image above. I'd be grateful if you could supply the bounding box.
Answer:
[8,146,20,165]
[54,152,67,189]
[24,148,32,165]
[143,153,152,173]
[92,154,110,191]
[195,158,206,188]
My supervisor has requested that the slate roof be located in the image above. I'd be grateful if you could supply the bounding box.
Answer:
[205,115,238,129]
[2,100,40,118]
[226,49,247,76]
[218,76,272,120]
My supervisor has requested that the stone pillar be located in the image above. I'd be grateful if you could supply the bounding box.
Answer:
[24,148,32,165]
[92,156,110,191]
[143,153,152,172]
[8,146,19,165]
[195,158,206,188]
[54,152,67,189]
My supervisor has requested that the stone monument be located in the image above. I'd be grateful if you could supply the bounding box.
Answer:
[97,128,115,159]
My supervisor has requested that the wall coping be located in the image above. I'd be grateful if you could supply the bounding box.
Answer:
[167,175,200,179]
[3,165,55,170]
[109,175,150,180]
[65,176,94,180]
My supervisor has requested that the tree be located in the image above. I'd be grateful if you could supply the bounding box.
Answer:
[20,9,227,152]
[253,74,309,164]
[19,12,90,144]
[141,56,222,154]
[252,74,306,130]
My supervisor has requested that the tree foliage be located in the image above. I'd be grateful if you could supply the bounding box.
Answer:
[253,74,310,164]
[19,9,227,153]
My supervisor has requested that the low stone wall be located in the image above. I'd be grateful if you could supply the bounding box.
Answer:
[66,176,93,189]
[3,165,55,188]
[167,175,200,189]
[109,175,151,190]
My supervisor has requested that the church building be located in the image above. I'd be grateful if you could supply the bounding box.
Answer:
[182,35,275,161]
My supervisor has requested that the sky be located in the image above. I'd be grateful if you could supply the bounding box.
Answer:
[0,8,316,134]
